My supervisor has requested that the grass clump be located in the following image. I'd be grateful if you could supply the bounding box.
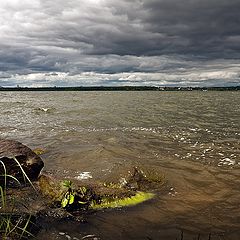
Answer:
[0,157,37,239]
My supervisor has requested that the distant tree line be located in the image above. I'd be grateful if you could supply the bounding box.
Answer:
[0,86,239,91]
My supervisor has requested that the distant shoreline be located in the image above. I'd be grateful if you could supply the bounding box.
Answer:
[0,86,239,91]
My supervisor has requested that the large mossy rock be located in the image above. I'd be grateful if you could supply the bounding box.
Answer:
[38,174,139,211]
[0,139,44,184]
[38,165,165,212]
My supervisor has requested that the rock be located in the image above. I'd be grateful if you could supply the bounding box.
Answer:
[0,139,44,185]
[38,173,156,211]
[101,165,166,191]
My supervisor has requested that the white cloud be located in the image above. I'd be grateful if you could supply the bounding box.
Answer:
[2,61,239,87]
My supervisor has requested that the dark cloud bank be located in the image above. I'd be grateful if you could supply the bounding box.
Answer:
[0,0,240,87]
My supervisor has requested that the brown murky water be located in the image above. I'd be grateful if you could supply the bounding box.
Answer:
[0,91,239,239]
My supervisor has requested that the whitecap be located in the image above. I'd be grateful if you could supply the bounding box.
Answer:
[218,158,236,166]
[76,172,93,180]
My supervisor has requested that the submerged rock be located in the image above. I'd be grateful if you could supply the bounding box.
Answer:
[38,174,140,211]
[38,167,164,212]
[101,165,166,191]
[0,139,44,185]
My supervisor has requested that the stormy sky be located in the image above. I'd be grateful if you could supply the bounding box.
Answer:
[0,0,240,87]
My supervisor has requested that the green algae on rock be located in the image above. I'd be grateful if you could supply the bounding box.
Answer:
[90,191,155,209]
[33,148,46,155]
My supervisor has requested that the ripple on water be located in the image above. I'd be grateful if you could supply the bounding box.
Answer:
[0,91,240,239]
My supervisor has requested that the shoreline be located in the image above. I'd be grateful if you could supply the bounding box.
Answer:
[0,86,239,91]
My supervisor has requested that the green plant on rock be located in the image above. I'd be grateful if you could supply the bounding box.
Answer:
[77,186,88,204]
[61,180,75,208]
[61,180,90,208]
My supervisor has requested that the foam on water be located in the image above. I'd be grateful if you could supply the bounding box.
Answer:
[76,172,93,180]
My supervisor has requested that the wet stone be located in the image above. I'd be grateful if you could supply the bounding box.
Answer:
[0,139,44,185]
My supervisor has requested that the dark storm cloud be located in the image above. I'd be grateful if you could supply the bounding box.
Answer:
[142,0,240,57]
[0,0,239,86]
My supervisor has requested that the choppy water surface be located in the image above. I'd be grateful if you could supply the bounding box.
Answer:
[0,91,240,240]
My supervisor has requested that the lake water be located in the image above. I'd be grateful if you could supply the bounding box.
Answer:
[0,91,239,240]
